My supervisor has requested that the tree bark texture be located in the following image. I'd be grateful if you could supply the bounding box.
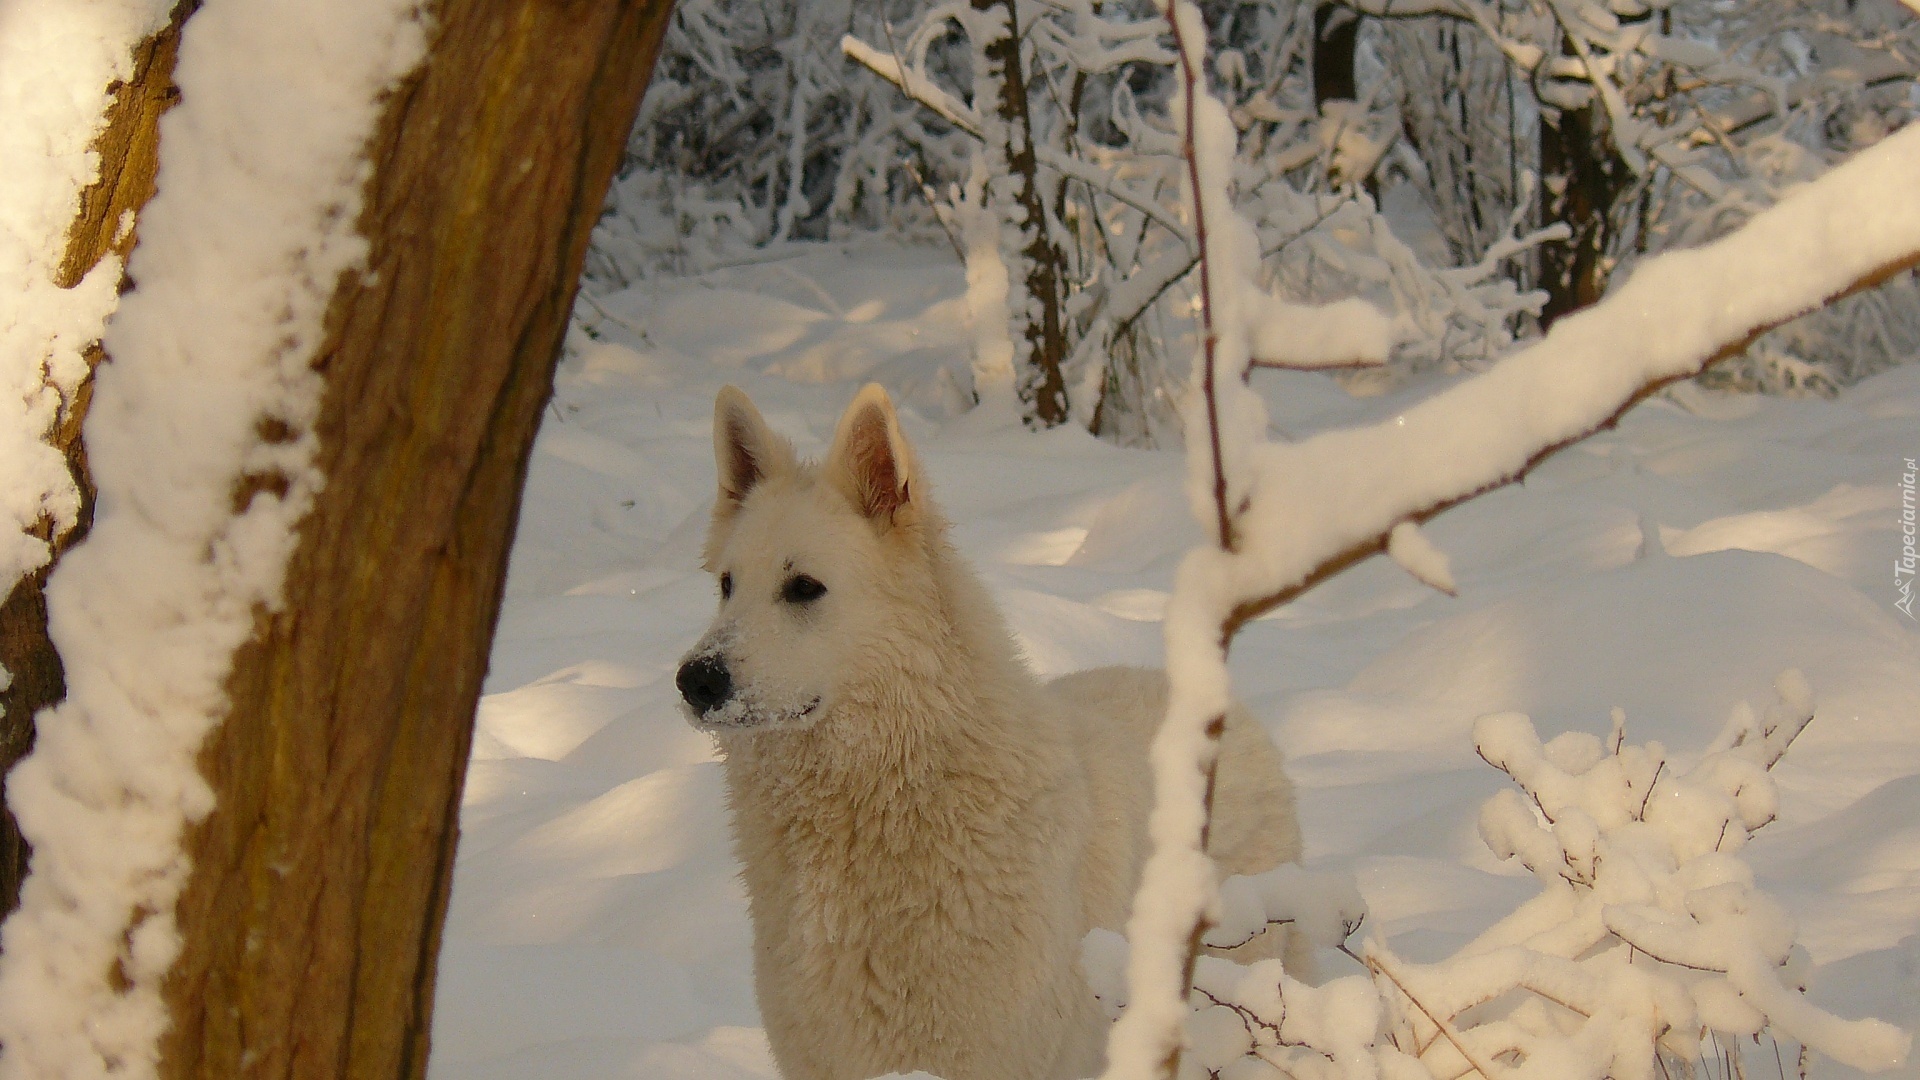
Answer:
[156,2,674,1078]
[1537,18,1638,329]
[974,0,1071,427]
[0,0,196,924]
[1538,98,1629,326]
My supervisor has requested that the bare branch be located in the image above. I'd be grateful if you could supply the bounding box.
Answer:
[1035,146,1193,246]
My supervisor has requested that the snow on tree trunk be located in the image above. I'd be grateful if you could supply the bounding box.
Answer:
[0,0,431,1074]
[0,0,188,926]
[0,1,677,1078]
[957,157,1021,413]
[155,3,676,1077]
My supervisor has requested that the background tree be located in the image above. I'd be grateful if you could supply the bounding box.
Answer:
[843,0,1553,439]
[1358,0,1918,346]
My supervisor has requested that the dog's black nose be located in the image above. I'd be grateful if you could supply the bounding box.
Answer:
[677,655,733,713]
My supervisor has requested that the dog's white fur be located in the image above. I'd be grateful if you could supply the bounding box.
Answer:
[679,384,1303,1080]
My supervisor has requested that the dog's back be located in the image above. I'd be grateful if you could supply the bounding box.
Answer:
[1055,666,1307,967]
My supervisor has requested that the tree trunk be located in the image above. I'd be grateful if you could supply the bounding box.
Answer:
[155,2,674,1078]
[1312,4,1380,202]
[0,0,195,923]
[1537,13,1644,329]
[1537,97,1629,326]
[1312,4,1358,107]
[974,0,1071,427]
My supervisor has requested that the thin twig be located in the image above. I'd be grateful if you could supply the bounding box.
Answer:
[1639,761,1665,820]
[1164,3,1234,552]
[1366,946,1508,1079]
[1207,917,1297,951]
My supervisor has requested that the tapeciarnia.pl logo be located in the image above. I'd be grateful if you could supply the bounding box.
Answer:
[1900,457,1917,620]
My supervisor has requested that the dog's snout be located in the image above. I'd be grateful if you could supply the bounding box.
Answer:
[678,655,733,713]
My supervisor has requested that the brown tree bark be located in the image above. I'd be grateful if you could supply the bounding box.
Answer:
[0,0,196,923]
[155,2,675,1078]
[1312,4,1358,108]
[1538,96,1630,327]
[1537,11,1653,329]
[974,0,1071,427]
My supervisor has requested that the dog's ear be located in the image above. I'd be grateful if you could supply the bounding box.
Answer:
[825,383,921,528]
[713,385,793,512]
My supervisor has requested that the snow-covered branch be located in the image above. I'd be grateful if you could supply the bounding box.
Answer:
[1222,121,1920,631]
[841,33,983,140]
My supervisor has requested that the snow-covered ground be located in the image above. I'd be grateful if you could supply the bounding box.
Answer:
[427,239,1920,1080]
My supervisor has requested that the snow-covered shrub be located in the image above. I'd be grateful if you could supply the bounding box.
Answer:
[583,169,765,285]
[1094,674,1912,1080]
[587,0,952,284]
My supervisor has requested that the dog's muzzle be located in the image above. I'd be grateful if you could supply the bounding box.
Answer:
[677,654,733,715]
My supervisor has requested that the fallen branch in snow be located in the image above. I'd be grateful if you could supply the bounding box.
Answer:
[1107,9,1920,1076]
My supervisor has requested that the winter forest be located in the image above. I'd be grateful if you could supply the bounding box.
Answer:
[0,1,1918,1080]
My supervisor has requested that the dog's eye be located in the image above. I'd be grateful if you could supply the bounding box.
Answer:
[782,574,826,604]
[719,572,733,600]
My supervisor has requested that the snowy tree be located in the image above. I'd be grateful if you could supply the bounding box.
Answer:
[588,0,948,281]
[843,0,1559,439]
[1358,0,1920,358]
[0,1,677,1077]
[590,0,1917,414]
[1101,1,1920,1077]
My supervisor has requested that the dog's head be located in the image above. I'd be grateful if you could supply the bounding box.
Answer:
[676,383,936,734]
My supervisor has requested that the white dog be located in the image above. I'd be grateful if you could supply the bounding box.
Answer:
[677,384,1303,1080]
